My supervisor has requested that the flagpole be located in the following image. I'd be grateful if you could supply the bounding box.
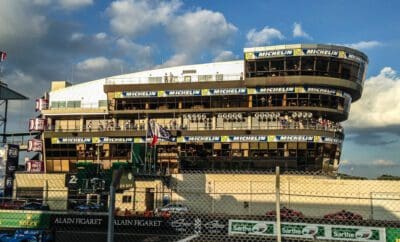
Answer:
[153,143,157,174]
[144,118,148,173]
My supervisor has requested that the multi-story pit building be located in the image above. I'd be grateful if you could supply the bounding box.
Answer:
[38,44,367,176]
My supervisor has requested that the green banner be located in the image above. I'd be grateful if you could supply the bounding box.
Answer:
[229,220,386,242]
[386,228,400,242]
[0,211,50,229]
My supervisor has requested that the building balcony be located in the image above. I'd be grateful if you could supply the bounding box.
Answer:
[110,106,348,122]
[245,75,362,101]
[43,123,343,140]
[42,107,108,115]
[105,73,243,86]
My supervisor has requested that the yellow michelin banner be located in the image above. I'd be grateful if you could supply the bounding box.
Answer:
[51,136,342,144]
[114,86,349,98]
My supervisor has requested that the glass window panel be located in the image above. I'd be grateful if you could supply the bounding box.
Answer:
[341,60,352,80]
[270,59,284,70]
[316,57,329,75]
[301,57,315,71]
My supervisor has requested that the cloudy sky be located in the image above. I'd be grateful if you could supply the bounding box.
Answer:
[1,0,399,178]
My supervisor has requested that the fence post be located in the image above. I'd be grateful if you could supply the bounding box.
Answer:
[108,168,123,242]
[276,166,281,242]
[370,192,374,220]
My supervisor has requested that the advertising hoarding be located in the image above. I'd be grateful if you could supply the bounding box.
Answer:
[229,220,386,242]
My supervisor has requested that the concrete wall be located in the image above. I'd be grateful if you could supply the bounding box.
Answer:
[14,173,68,210]
[162,174,400,220]
[49,79,107,107]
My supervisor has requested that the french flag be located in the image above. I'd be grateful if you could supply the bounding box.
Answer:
[148,120,173,146]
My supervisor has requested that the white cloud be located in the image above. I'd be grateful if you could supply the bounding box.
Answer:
[346,67,400,128]
[292,22,312,39]
[95,32,107,40]
[74,57,130,82]
[0,1,48,44]
[246,26,284,47]
[76,57,124,71]
[158,53,189,68]
[346,41,382,50]
[167,10,237,53]
[213,50,237,62]
[116,38,151,55]
[33,0,52,5]
[372,159,396,166]
[58,0,93,10]
[107,0,181,37]
[70,33,85,41]
[115,38,153,68]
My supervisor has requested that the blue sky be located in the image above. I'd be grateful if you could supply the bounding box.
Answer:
[0,0,399,177]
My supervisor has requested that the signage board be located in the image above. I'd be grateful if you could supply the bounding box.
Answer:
[176,135,342,144]
[245,47,367,64]
[228,220,386,242]
[0,144,19,197]
[26,160,44,173]
[118,170,135,190]
[29,118,46,131]
[51,214,177,234]
[27,139,43,152]
[0,212,50,229]
[386,228,400,242]
[35,98,49,111]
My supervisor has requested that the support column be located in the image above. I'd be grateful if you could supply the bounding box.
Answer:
[248,95,253,108]
[80,116,84,132]
[212,116,216,130]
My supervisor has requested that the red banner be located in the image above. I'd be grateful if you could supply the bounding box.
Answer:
[27,139,43,152]
[35,98,49,111]
[29,118,46,131]
[26,160,44,173]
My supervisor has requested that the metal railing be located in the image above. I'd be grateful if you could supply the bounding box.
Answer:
[105,73,244,85]
[45,122,343,135]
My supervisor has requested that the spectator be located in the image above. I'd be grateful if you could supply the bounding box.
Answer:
[125,120,131,130]
[87,121,92,132]
[268,95,272,106]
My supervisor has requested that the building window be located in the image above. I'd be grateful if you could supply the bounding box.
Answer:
[51,101,66,108]
[122,195,132,203]
[99,100,108,107]
[67,100,81,108]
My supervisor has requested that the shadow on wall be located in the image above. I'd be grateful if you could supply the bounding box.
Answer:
[166,172,400,221]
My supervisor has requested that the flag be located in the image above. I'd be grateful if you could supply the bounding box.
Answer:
[0,51,6,62]
[147,120,173,146]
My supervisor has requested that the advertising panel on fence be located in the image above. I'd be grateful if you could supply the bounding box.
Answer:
[51,214,178,234]
[228,220,386,242]
[27,139,43,152]
[0,211,50,229]
[51,214,230,235]
[386,228,400,242]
